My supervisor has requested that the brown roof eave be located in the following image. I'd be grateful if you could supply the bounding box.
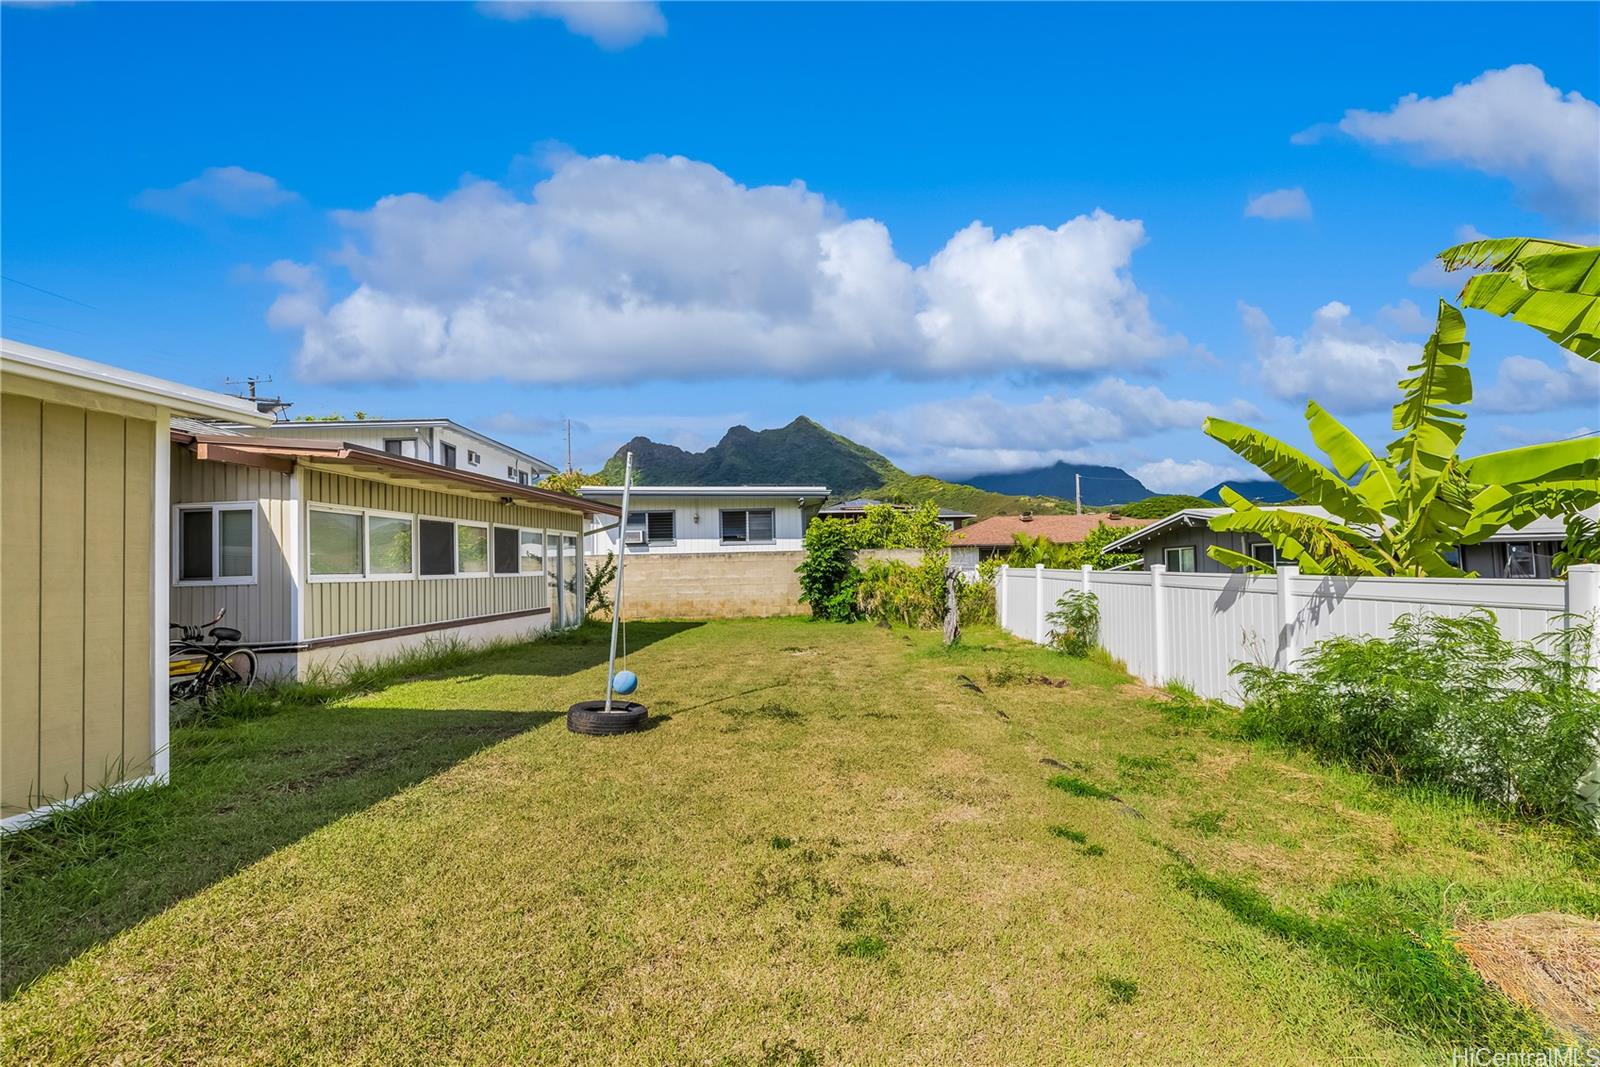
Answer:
[179,433,619,517]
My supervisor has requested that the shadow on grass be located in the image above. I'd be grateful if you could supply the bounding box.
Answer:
[1171,865,1550,1050]
[416,619,707,682]
[1,703,555,998]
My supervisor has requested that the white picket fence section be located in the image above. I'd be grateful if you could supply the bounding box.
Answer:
[998,562,1600,702]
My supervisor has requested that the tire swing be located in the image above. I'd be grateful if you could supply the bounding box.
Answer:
[568,449,648,735]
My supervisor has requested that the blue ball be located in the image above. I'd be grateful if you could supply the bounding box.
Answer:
[611,669,638,695]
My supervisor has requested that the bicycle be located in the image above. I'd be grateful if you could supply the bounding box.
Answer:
[169,608,259,701]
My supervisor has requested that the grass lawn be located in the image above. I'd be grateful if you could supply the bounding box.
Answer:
[4,618,1596,1063]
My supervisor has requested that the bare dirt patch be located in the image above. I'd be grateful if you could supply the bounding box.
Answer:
[1454,912,1600,1045]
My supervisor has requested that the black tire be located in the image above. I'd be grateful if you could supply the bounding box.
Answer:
[217,648,258,691]
[566,700,649,735]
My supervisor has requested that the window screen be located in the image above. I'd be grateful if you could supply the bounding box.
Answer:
[748,509,774,542]
[440,442,457,468]
[1248,542,1276,566]
[309,510,362,576]
[420,519,456,576]
[179,509,213,581]
[721,510,746,543]
[218,508,253,577]
[494,527,520,574]
[646,511,674,542]
[457,525,489,573]
[368,515,413,575]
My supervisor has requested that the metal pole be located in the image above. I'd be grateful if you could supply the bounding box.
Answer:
[1075,473,1082,515]
[604,452,633,712]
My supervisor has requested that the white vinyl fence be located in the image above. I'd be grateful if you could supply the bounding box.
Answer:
[998,563,1600,702]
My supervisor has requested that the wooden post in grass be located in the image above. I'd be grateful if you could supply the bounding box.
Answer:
[943,565,960,647]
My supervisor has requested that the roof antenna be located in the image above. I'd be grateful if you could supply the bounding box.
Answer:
[566,418,573,473]
[225,375,293,421]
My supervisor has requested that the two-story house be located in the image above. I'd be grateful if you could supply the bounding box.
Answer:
[216,418,556,486]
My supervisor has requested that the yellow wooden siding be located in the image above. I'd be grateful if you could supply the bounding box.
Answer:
[169,445,295,644]
[303,469,583,640]
[1,395,44,817]
[0,393,155,818]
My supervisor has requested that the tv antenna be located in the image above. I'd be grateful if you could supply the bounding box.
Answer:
[225,375,293,421]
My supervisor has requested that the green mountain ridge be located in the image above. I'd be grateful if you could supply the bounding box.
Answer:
[596,416,1087,520]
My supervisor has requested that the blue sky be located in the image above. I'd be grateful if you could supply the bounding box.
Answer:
[4,1,1598,493]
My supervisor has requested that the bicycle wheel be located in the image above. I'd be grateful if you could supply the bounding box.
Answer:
[216,648,258,691]
[169,645,209,701]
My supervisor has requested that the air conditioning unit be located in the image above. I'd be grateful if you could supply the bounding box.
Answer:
[623,529,647,545]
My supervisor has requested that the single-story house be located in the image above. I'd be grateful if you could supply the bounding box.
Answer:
[578,485,830,556]
[170,430,617,678]
[816,497,976,531]
[2,339,271,830]
[215,417,556,486]
[948,512,1153,573]
[1099,506,1591,578]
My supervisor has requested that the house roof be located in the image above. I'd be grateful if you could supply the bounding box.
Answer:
[948,513,1152,549]
[1098,503,1595,555]
[1098,506,1334,555]
[171,431,618,517]
[2,338,272,425]
[817,498,978,520]
[215,418,558,473]
[578,484,831,500]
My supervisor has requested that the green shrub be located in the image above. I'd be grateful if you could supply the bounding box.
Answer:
[797,519,862,621]
[856,553,948,629]
[957,563,997,627]
[1045,590,1100,657]
[1233,610,1600,826]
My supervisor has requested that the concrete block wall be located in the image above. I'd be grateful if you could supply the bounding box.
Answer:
[616,551,808,618]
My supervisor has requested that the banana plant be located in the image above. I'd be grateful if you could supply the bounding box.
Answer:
[1437,237,1600,362]
[1202,298,1600,577]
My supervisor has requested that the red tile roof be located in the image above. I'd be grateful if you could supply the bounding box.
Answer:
[947,513,1152,549]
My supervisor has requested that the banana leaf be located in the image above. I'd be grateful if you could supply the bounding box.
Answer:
[1206,545,1276,575]
[1203,417,1377,522]
[1438,238,1600,362]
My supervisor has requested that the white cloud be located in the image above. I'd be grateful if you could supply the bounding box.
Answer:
[272,152,1183,385]
[476,1,664,48]
[1243,300,1418,413]
[134,166,299,221]
[1378,298,1432,335]
[1295,65,1600,222]
[1243,187,1312,221]
[1132,458,1252,495]
[1479,353,1600,414]
[834,379,1247,478]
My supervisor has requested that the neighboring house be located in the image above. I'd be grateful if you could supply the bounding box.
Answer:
[816,497,976,531]
[2,339,271,830]
[169,431,617,678]
[948,513,1152,573]
[1099,506,1589,578]
[216,418,557,486]
[578,485,830,556]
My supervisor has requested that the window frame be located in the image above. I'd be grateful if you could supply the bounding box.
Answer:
[439,442,457,468]
[719,507,776,546]
[1163,545,1197,573]
[627,509,676,546]
[362,508,417,581]
[1247,541,1279,567]
[518,528,547,576]
[306,503,368,582]
[172,501,259,587]
[1503,541,1538,579]
[383,438,409,457]
[466,449,481,467]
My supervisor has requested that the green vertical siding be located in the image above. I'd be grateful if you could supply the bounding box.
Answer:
[303,469,583,640]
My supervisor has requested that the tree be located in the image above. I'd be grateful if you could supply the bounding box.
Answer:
[1437,238,1600,362]
[1202,298,1600,577]
[541,469,594,497]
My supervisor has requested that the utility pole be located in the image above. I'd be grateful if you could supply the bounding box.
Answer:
[1075,473,1082,515]
[565,418,573,473]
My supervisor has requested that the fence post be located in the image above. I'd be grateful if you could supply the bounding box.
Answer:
[1567,564,1600,683]
[1035,563,1047,643]
[998,564,1009,633]
[1276,563,1299,669]
[1081,563,1092,593]
[1150,563,1168,685]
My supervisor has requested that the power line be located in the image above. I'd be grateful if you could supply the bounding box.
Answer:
[1,275,100,311]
